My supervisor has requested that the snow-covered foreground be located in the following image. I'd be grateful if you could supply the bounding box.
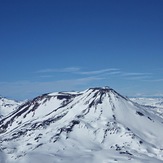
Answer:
[0,87,163,163]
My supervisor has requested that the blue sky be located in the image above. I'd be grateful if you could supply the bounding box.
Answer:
[0,0,163,100]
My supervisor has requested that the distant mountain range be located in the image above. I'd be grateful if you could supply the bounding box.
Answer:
[0,87,163,163]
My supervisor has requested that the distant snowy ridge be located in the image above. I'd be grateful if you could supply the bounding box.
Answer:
[0,87,163,163]
[131,97,163,108]
[0,96,22,118]
[131,97,163,118]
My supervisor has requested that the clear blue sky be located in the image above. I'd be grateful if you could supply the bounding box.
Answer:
[0,0,163,100]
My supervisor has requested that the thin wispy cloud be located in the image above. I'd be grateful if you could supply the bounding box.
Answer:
[36,67,80,73]
[104,71,121,75]
[120,72,152,81]
[125,76,151,80]
[40,75,54,78]
[153,79,163,82]
[1,67,162,100]
[0,76,103,100]
[121,72,152,77]
[36,67,120,78]
[143,78,163,82]
[78,68,119,75]
[36,67,154,81]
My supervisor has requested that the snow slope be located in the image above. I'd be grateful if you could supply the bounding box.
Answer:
[0,87,163,163]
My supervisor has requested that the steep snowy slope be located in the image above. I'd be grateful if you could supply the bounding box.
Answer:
[0,87,163,163]
[0,96,22,118]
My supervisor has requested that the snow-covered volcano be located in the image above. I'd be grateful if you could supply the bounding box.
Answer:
[0,87,163,163]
